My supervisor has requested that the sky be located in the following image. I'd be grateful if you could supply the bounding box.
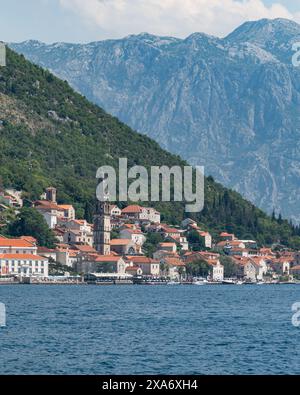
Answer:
[0,0,299,43]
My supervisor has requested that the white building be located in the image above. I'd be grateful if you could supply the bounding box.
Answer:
[110,205,122,217]
[126,256,160,277]
[76,254,127,275]
[120,228,146,247]
[121,205,161,224]
[0,236,37,255]
[160,257,186,280]
[198,231,212,249]
[208,260,224,282]
[0,254,49,277]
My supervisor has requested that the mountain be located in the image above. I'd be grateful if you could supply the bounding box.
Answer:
[0,47,299,247]
[10,18,300,223]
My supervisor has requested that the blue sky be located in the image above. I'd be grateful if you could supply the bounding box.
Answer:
[0,0,299,43]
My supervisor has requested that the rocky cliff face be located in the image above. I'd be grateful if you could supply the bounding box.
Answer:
[11,18,300,222]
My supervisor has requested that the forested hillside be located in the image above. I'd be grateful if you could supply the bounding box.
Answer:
[0,47,299,247]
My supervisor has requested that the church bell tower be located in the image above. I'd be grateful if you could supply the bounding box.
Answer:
[93,173,112,255]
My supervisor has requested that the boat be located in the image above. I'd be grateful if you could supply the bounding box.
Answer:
[167,281,181,285]
[222,279,236,285]
[193,277,207,285]
[193,280,207,286]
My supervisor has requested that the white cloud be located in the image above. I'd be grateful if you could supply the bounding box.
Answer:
[58,0,299,39]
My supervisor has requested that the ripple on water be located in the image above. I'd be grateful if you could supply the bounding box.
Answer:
[0,285,300,374]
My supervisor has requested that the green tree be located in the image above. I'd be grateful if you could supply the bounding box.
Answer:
[143,233,164,257]
[6,208,57,248]
[187,230,206,251]
[186,258,210,277]
[220,256,238,278]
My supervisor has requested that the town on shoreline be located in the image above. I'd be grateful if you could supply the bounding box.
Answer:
[1,186,300,286]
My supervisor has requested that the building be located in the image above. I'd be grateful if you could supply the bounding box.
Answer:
[126,256,160,277]
[126,265,143,277]
[206,259,224,282]
[291,265,300,277]
[35,187,76,228]
[183,251,224,282]
[158,242,177,254]
[120,228,146,247]
[198,231,212,249]
[0,236,37,255]
[0,254,49,277]
[76,254,126,275]
[160,256,186,280]
[57,205,75,220]
[37,247,57,262]
[235,257,257,282]
[0,189,23,208]
[249,257,268,280]
[35,201,64,229]
[121,205,160,223]
[181,218,198,229]
[94,199,112,255]
[219,232,236,241]
[110,239,139,255]
[269,258,290,276]
[46,187,57,203]
[63,227,93,247]
[110,205,122,217]
[56,245,80,268]
[5,189,23,208]
[160,224,181,239]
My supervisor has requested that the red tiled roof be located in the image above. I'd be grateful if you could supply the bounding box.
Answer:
[73,245,97,253]
[58,205,74,210]
[0,237,36,248]
[37,247,56,253]
[126,266,140,272]
[122,205,143,214]
[94,255,122,263]
[0,254,47,261]
[161,225,180,233]
[20,236,37,244]
[126,256,158,264]
[164,257,185,267]
[35,201,63,211]
[220,232,235,237]
[110,239,132,246]
[159,242,176,247]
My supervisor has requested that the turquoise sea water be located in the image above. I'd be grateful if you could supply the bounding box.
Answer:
[0,285,300,375]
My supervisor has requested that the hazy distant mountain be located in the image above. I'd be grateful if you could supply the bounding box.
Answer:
[11,18,300,222]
